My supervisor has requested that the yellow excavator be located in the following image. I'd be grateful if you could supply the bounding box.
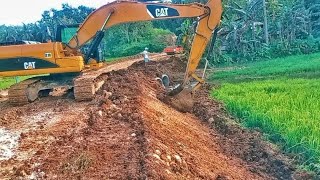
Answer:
[0,0,222,105]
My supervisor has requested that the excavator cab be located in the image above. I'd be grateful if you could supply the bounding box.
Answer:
[55,24,79,43]
[55,24,103,61]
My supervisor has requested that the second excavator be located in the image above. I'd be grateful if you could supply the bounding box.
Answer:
[0,0,222,106]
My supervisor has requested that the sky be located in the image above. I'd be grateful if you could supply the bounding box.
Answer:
[0,0,113,26]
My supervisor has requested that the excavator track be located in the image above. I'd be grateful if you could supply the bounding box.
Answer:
[8,78,41,106]
[74,74,105,101]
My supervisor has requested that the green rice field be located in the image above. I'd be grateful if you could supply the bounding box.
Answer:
[211,53,320,172]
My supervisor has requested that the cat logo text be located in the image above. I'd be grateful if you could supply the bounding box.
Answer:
[155,8,168,17]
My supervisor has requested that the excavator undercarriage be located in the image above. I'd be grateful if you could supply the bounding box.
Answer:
[7,69,108,105]
[8,78,42,105]
[8,75,74,105]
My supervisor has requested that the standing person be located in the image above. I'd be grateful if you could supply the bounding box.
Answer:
[142,47,150,66]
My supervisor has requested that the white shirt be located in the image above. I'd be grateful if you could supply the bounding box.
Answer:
[143,50,149,59]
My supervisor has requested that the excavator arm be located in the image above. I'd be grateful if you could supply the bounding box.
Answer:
[67,0,222,92]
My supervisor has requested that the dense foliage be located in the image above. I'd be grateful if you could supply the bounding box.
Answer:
[212,0,320,64]
[0,4,174,59]
[1,0,319,174]
[102,22,174,58]
[0,0,318,61]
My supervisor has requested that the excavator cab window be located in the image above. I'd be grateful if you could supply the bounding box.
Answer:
[55,24,80,43]
[55,24,102,61]
[61,27,77,44]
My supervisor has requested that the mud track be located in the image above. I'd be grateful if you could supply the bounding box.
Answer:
[0,57,313,179]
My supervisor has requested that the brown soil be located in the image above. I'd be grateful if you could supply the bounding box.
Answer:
[0,56,314,179]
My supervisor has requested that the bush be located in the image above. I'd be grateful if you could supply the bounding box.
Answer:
[103,25,174,59]
[212,37,320,65]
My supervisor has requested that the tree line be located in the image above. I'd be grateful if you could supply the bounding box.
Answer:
[0,4,175,59]
[214,0,320,64]
[0,0,319,64]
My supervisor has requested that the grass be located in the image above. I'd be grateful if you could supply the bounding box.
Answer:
[105,57,125,62]
[210,53,320,173]
[210,52,320,83]
[0,76,31,90]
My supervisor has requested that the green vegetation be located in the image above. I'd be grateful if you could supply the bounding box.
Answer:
[0,78,15,90]
[211,53,320,83]
[213,79,320,170]
[211,0,320,64]
[0,1,318,64]
[211,53,320,172]
[0,76,30,90]
[57,21,174,59]
[103,24,174,58]
[0,0,318,174]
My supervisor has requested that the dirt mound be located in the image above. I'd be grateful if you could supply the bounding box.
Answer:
[0,57,313,179]
[98,67,259,179]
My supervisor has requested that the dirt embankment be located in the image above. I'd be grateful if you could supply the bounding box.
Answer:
[0,57,314,179]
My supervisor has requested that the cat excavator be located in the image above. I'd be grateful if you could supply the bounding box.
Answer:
[0,0,222,106]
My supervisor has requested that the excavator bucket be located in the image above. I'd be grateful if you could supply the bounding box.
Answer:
[168,84,184,96]
[158,75,194,113]
[168,87,194,113]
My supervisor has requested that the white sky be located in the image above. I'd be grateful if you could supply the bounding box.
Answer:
[0,0,113,26]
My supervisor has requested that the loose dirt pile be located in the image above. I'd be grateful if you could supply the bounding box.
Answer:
[0,57,313,179]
